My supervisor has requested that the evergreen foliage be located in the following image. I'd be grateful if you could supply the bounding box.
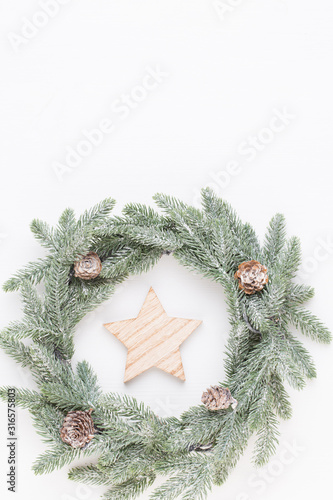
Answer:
[0,190,330,499]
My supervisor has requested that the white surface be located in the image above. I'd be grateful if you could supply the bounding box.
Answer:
[0,1,332,499]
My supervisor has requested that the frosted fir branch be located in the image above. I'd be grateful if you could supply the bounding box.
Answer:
[28,344,72,384]
[99,246,163,280]
[212,411,249,465]
[0,387,45,410]
[262,213,286,266]
[30,403,66,446]
[287,283,315,305]
[30,219,57,251]
[40,382,94,412]
[1,321,64,349]
[0,335,33,367]
[151,455,213,500]
[252,405,280,467]
[77,198,116,230]
[101,221,182,252]
[68,464,115,486]
[201,188,261,259]
[33,434,111,475]
[122,202,161,221]
[269,374,293,420]
[282,333,317,379]
[242,309,262,336]
[94,446,154,485]
[56,208,76,236]
[99,393,162,426]
[3,257,53,292]
[40,361,102,411]
[33,446,82,475]
[287,306,332,343]
[275,236,302,280]
[67,281,115,331]
[102,475,156,500]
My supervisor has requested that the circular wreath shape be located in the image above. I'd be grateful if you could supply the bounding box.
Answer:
[0,189,331,500]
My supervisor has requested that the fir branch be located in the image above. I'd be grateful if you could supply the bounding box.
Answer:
[100,246,162,280]
[68,464,113,486]
[269,375,292,420]
[20,281,44,319]
[252,404,280,467]
[0,387,45,410]
[30,403,65,445]
[57,208,76,235]
[262,214,286,265]
[275,236,302,280]
[68,281,115,330]
[0,335,32,367]
[76,360,101,396]
[28,344,72,384]
[122,202,161,224]
[99,393,161,426]
[40,382,93,412]
[178,406,227,449]
[283,333,317,379]
[201,188,261,260]
[287,306,332,343]
[106,222,181,252]
[3,257,52,292]
[41,361,101,411]
[2,321,60,345]
[151,455,212,500]
[287,283,315,304]
[95,445,154,485]
[77,198,116,230]
[242,310,262,336]
[102,475,156,500]
[33,446,82,475]
[213,411,249,466]
[30,219,56,250]
[43,259,71,335]
[33,434,111,475]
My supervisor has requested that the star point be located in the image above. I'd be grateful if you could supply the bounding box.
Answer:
[104,287,202,382]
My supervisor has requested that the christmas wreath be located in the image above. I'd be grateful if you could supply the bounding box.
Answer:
[0,189,330,500]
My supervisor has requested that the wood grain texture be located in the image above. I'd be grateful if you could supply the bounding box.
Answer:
[104,287,202,382]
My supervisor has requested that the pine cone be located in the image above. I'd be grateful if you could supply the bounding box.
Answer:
[60,409,95,448]
[235,260,268,295]
[74,252,102,280]
[201,386,238,411]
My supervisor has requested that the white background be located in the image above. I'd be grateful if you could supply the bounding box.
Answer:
[0,1,332,499]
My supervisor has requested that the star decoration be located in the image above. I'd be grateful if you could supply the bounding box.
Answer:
[104,287,202,382]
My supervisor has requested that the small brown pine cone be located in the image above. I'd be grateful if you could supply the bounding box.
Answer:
[60,409,95,448]
[74,252,102,280]
[235,260,268,295]
[201,386,238,411]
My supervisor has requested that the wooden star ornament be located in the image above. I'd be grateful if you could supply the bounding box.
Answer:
[104,287,202,383]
